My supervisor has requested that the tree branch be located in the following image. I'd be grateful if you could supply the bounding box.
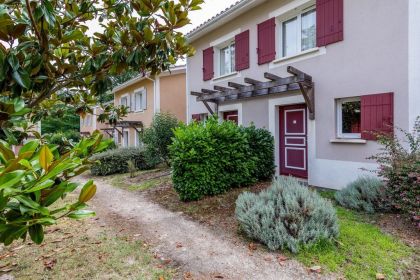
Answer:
[25,0,42,42]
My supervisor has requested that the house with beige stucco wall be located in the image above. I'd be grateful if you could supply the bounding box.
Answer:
[81,65,186,147]
[186,0,420,189]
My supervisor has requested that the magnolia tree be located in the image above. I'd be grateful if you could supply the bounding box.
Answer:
[0,0,202,245]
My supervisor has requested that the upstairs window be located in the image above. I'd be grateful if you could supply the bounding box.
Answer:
[219,42,235,76]
[281,7,316,58]
[134,89,147,111]
[120,96,129,108]
[336,97,361,139]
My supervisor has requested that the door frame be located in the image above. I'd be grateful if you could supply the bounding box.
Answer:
[279,104,308,179]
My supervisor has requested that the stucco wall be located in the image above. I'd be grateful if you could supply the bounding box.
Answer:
[160,73,187,122]
[187,0,409,164]
[114,79,155,128]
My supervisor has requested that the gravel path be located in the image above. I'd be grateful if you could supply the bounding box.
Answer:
[86,177,334,280]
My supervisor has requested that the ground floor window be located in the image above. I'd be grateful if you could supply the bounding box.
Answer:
[123,130,129,147]
[191,113,208,122]
[336,93,394,140]
[223,111,238,124]
[336,97,361,139]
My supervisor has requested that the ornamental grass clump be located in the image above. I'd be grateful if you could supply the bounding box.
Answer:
[335,176,386,213]
[235,176,339,253]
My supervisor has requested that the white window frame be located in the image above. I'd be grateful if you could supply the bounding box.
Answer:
[336,97,362,139]
[122,130,129,147]
[214,40,236,78]
[277,4,316,59]
[120,94,130,111]
[219,41,236,77]
[134,88,146,112]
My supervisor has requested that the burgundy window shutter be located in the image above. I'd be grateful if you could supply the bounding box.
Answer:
[202,47,214,81]
[316,0,344,47]
[361,92,394,140]
[257,18,276,65]
[235,30,250,71]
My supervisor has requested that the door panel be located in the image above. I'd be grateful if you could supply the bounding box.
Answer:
[280,105,308,178]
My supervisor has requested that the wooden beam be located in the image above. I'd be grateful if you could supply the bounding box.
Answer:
[202,101,214,115]
[287,66,312,82]
[244,77,262,85]
[202,89,217,94]
[228,82,245,89]
[113,127,123,137]
[214,85,230,92]
[264,72,282,81]
[298,82,315,120]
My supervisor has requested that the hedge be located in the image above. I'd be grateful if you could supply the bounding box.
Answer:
[90,147,154,176]
[170,117,274,201]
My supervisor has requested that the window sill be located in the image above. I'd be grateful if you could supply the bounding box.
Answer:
[273,48,320,64]
[330,139,367,144]
[212,71,239,82]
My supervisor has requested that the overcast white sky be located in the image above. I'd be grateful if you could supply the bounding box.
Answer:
[182,0,239,33]
[87,1,239,35]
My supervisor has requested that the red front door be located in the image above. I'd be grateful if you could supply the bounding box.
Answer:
[223,111,238,124]
[279,104,308,179]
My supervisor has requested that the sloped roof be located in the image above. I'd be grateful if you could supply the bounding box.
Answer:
[186,0,266,42]
[112,65,186,93]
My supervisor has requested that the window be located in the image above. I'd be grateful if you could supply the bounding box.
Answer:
[223,110,239,125]
[191,113,208,122]
[219,42,235,76]
[120,96,129,109]
[134,90,146,112]
[135,131,143,148]
[281,7,316,58]
[337,97,361,139]
[123,131,129,147]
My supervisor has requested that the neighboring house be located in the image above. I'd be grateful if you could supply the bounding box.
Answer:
[80,106,110,137]
[109,65,186,147]
[186,0,420,189]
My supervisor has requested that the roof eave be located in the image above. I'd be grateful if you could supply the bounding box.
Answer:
[112,65,186,93]
[186,0,266,43]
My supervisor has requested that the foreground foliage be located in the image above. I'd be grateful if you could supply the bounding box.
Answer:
[370,117,420,226]
[90,147,155,176]
[297,207,412,280]
[170,117,260,201]
[335,176,386,213]
[241,125,275,180]
[0,0,202,245]
[236,177,339,253]
[2,193,175,279]
[142,113,180,166]
[0,131,112,245]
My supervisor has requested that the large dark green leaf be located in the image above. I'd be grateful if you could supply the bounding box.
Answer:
[12,69,31,89]
[28,224,44,244]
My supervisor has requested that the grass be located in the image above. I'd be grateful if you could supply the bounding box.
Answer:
[128,177,172,191]
[1,193,175,280]
[105,169,171,192]
[147,182,415,279]
[297,206,413,279]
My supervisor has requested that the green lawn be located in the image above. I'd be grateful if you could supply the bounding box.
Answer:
[297,206,413,279]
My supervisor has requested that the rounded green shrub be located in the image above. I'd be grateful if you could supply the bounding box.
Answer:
[142,113,180,166]
[241,125,275,180]
[235,176,339,253]
[170,116,258,201]
[90,147,155,176]
[334,176,386,213]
